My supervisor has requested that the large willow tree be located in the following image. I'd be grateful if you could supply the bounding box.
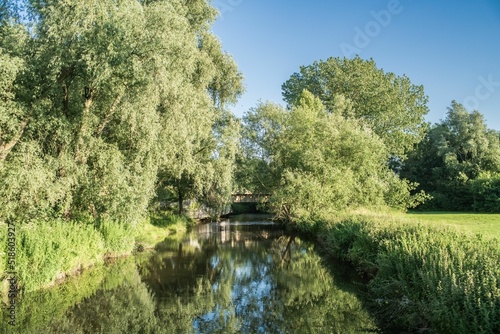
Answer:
[0,0,243,223]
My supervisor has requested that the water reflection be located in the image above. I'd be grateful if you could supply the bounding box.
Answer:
[138,215,379,333]
[1,215,380,334]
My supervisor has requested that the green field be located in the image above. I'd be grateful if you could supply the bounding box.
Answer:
[406,212,500,239]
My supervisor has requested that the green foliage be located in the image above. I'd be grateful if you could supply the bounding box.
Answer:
[98,221,135,255]
[0,47,26,158]
[239,90,426,221]
[0,212,189,293]
[0,0,243,224]
[1,220,105,293]
[201,111,242,219]
[282,56,429,157]
[469,173,500,212]
[314,213,500,333]
[0,0,243,294]
[402,102,500,211]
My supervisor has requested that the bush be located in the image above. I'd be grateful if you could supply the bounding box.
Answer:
[470,175,500,212]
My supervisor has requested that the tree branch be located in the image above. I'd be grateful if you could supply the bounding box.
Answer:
[95,93,123,137]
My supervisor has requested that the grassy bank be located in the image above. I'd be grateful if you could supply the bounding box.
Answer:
[406,212,500,239]
[0,213,191,295]
[298,210,500,333]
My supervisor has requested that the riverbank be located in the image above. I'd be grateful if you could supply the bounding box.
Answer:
[0,213,191,296]
[295,209,500,333]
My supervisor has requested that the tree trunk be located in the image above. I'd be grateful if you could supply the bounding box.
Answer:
[0,117,30,163]
[178,186,184,216]
[95,93,123,137]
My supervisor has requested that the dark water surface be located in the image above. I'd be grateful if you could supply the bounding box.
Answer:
[2,214,380,334]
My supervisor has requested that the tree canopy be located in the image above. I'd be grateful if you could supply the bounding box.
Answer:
[238,90,427,222]
[0,0,243,223]
[282,56,429,157]
[401,101,500,211]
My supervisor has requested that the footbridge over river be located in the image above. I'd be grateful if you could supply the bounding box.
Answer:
[231,193,270,203]
[230,193,270,214]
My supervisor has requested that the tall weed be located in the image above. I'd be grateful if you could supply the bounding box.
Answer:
[2,220,105,293]
[315,213,500,333]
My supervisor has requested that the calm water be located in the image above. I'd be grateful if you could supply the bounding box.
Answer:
[2,214,380,334]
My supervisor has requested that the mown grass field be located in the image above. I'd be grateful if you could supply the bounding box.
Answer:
[406,212,500,239]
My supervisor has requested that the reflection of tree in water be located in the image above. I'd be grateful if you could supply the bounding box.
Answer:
[6,229,380,334]
[3,258,159,334]
[149,233,379,333]
[271,236,380,334]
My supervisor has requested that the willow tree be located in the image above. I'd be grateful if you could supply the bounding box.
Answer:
[240,91,427,222]
[0,0,243,222]
[152,2,243,216]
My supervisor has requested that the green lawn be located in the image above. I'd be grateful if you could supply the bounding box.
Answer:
[406,212,500,239]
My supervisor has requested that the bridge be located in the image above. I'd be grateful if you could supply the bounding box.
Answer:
[231,193,270,214]
[231,193,270,203]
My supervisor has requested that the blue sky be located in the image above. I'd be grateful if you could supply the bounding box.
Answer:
[211,0,500,130]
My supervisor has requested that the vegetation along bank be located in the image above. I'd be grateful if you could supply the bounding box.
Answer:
[1,1,499,333]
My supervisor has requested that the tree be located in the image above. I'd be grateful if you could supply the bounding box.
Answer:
[153,14,244,217]
[401,101,500,211]
[0,0,243,222]
[240,90,426,222]
[202,110,241,218]
[0,46,27,162]
[282,56,429,157]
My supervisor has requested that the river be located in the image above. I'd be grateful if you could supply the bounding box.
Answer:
[3,214,381,334]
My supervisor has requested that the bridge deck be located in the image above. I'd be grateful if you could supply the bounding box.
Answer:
[231,193,270,203]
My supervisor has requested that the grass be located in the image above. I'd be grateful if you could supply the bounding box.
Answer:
[405,211,500,239]
[134,213,190,248]
[297,209,500,333]
[0,212,190,295]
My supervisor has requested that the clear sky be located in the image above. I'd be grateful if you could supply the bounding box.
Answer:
[211,0,500,130]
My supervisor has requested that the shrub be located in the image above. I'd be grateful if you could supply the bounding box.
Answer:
[470,175,500,212]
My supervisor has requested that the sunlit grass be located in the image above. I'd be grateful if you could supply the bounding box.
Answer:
[405,212,500,239]
[0,212,191,294]
[134,216,189,248]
